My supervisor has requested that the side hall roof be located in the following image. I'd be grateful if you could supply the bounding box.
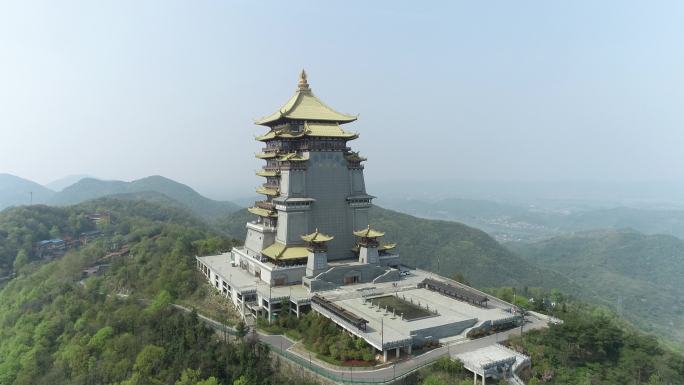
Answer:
[261,242,309,260]
[353,225,385,238]
[301,228,334,243]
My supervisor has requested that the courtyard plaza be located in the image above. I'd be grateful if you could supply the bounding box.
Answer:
[198,252,519,361]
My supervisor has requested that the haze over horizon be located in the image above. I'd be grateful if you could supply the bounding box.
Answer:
[1,1,683,200]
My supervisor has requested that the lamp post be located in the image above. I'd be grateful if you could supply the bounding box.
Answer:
[381,316,384,362]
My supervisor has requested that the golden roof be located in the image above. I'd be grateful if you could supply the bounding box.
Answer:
[247,207,277,218]
[379,243,397,251]
[301,228,334,243]
[261,242,309,260]
[353,225,385,238]
[256,122,358,142]
[255,131,277,141]
[305,122,358,139]
[256,169,279,177]
[255,152,278,159]
[256,186,279,196]
[255,70,357,126]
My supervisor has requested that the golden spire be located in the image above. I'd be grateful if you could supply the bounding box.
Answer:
[298,69,311,92]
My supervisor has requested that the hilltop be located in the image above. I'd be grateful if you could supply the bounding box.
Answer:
[44,174,91,192]
[0,174,55,209]
[0,174,241,222]
[50,176,241,221]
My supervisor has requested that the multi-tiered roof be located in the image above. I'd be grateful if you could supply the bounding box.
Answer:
[249,71,365,241]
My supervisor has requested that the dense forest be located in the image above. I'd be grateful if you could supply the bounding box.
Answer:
[508,302,684,385]
[0,199,312,385]
[510,229,684,351]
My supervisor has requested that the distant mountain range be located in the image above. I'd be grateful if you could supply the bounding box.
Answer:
[0,174,240,221]
[510,229,684,349]
[379,197,684,241]
[44,174,91,192]
[0,174,55,208]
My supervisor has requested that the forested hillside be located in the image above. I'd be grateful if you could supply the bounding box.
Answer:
[0,199,314,385]
[0,199,205,277]
[510,229,684,350]
[507,302,684,385]
[371,207,581,292]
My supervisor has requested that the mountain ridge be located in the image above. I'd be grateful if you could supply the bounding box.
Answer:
[0,173,55,209]
[52,175,242,221]
[0,174,241,221]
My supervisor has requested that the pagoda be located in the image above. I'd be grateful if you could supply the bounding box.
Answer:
[243,70,372,261]
[232,70,398,289]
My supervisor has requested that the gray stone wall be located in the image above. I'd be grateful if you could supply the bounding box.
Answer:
[305,151,367,260]
[276,210,308,244]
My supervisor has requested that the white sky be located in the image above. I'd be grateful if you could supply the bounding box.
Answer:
[1,1,683,199]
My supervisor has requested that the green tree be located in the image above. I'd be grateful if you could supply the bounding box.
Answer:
[197,378,220,385]
[147,290,173,313]
[88,326,114,351]
[647,373,666,385]
[422,374,446,385]
[12,249,29,272]
[126,345,166,385]
[236,321,247,338]
[175,369,201,385]
[452,272,469,285]
[49,225,61,239]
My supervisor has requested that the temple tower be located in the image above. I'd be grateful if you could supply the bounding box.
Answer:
[245,70,373,266]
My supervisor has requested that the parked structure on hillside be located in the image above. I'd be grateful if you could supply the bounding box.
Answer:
[35,239,66,259]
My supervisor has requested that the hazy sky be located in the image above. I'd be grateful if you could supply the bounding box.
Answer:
[1,1,683,199]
